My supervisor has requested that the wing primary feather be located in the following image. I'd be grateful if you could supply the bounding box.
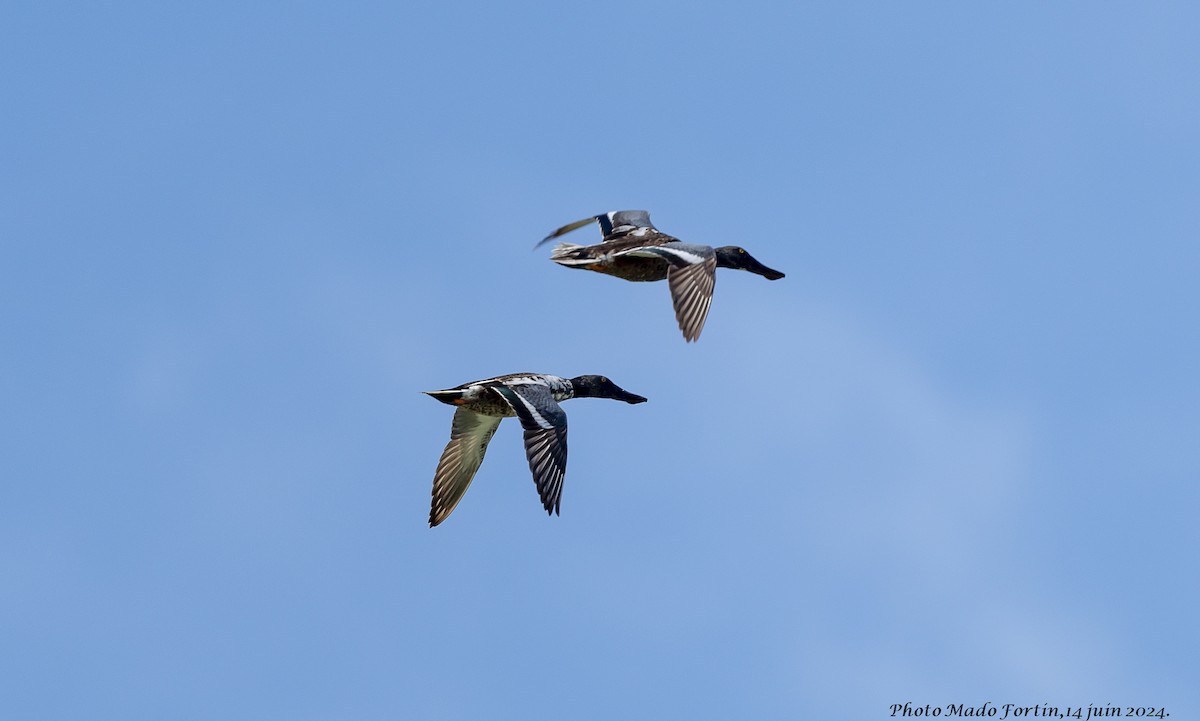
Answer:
[523,426,568,515]
[535,217,597,249]
[667,258,718,342]
[428,409,503,527]
[487,383,571,516]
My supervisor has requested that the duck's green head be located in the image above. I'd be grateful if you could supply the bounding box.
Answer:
[570,375,648,404]
[715,246,785,280]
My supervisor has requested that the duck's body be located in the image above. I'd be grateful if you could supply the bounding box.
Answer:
[428,373,575,417]
[424,373,646,527]
[537,210,785,342]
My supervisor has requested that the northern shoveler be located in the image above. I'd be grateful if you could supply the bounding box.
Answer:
[536,210,785,342]
[424,373,647,527]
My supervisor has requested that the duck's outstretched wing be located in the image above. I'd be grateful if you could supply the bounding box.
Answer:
[536,210,658,249]
[490,383,569,516]
[666,257,717,342]
[620,242,718,342]
[429,408,503,527]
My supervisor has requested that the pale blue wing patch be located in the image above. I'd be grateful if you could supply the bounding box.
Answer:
[605,210,655,232]
[490,383,567,431]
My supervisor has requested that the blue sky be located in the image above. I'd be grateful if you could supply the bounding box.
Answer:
[2,2,1197,719]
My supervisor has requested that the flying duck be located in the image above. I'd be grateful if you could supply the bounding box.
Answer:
[424,373,647,527]
[536,210,785,342]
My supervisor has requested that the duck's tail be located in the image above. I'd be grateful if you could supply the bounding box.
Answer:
[424,389,466,406]
[548,242,597,267]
